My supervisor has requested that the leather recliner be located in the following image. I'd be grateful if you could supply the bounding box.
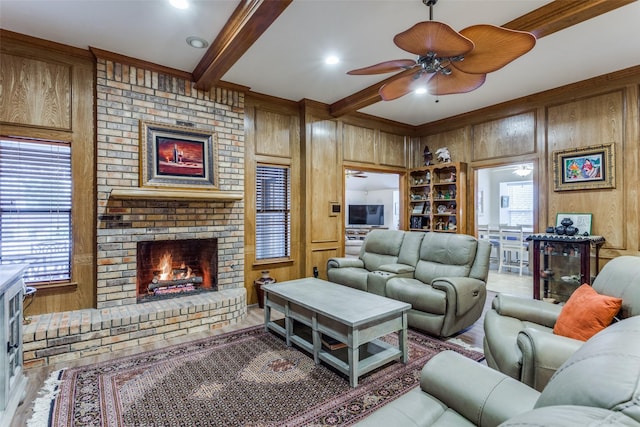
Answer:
[355,315,640,426]
[385,232,491,337]
[483,255,640,391]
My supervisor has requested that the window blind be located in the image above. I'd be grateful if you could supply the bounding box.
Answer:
[0,139,72,283]
[256,165,290,260]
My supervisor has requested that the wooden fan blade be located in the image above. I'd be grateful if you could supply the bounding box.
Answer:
[455,25,536,74]
[393,21,474,57]
[426,67,486,95]
[379,71,433,101]
[347,59,416,75]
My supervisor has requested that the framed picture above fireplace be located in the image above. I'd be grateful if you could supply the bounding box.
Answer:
[139,120,218,190]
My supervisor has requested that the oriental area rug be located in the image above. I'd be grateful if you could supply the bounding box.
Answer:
[29,325,483,427]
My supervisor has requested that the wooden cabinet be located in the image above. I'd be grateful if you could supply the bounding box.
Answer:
[527,234,606,302]
[408,162,467,234]
[1,265,28,427]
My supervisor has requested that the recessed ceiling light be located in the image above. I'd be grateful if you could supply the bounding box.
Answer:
[170,0,189,9]
[325,55,339,65]
[415,87,427,95]
[186,36,208,49]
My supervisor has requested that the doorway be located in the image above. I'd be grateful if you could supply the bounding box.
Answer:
[476,162,535,278]
[476,163,534,231]
[344,169,401,256]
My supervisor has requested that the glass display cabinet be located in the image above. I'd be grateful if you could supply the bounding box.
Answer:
[1,264,28,427]
[527,234,606,302]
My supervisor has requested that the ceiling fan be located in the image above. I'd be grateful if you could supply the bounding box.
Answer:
[346,170,368,178]
[347,0,536,101]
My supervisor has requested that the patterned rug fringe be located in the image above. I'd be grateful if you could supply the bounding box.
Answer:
[27,369,64,427]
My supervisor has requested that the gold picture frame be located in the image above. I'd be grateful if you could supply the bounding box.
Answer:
[552,143,615,191]
[139,120,218,190]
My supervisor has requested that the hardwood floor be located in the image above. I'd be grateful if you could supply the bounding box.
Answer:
[11,271,532,427]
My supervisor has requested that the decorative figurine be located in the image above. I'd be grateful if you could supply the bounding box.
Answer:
[436,147,451,163]
[423,146,433,166]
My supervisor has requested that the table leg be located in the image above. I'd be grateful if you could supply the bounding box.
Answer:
[311,313,320,364]
[263,292,270,332]
[348,328,359,387]
[284,302,292,347]
[399,312,408,363]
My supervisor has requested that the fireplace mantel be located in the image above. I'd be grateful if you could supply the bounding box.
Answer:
[110,187,243,201]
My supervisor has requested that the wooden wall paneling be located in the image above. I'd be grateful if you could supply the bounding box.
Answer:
[342,123,376,164]
[546,91,625,250]
[71,55,97,310]
[309,117,340,244]
[1,35,96,315]
[378,131,407,167]
[416,66,638,261]
[627,84,640,253]
[244,99,302,305]
[472,112,536,161]
[311,247,339,280]
[0,53,72,130]
[424,127,471,164]
[254,108,292,157]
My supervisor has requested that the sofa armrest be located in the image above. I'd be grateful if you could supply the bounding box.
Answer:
[377,263,415,275]
[492,293,562,328]
[431,277,485,316]
[327,257,364,269]
[421,350,540,427]
[517,327,584,391]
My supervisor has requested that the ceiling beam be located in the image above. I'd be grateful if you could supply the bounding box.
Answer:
[503,0,636,38]
[329,69,417,118]
[329,0,636,118]
[193,0,293,90]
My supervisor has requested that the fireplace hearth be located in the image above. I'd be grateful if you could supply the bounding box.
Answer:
[136,238,218,302]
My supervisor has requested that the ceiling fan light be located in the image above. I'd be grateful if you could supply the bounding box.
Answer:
[513,165,533,177]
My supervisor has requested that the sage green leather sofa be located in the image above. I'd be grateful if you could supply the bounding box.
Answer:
[356,315,640,426]
[483,255,640,391]
[327,230,491,337]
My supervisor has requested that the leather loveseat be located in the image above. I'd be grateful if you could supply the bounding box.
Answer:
[355,315,640,426]
[327,229,491,337]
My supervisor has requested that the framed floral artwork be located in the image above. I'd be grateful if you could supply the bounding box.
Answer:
[553,143,615,191]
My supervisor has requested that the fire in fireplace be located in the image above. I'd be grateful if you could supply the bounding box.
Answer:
[136,238,217,302]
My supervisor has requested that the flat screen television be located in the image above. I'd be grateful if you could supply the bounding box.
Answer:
[347,204,384,226]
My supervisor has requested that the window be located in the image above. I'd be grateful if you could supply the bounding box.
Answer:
[0,138,72,283]
[256,165,290,260]
[500,181,533,226]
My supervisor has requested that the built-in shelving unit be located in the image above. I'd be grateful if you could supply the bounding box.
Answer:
[408,162,467,234]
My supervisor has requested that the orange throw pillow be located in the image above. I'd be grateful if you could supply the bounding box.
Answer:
[553,284,622,341]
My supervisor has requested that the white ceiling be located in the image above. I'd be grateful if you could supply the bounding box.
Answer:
[1,0,639,126]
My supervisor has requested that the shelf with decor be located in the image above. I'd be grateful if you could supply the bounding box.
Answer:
[407,162,466,234]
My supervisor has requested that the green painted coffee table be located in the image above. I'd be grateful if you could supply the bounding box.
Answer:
[263,277,410,387]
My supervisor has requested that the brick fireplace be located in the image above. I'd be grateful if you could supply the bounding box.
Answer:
[95,58,246,309]
[21,57,251,368]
